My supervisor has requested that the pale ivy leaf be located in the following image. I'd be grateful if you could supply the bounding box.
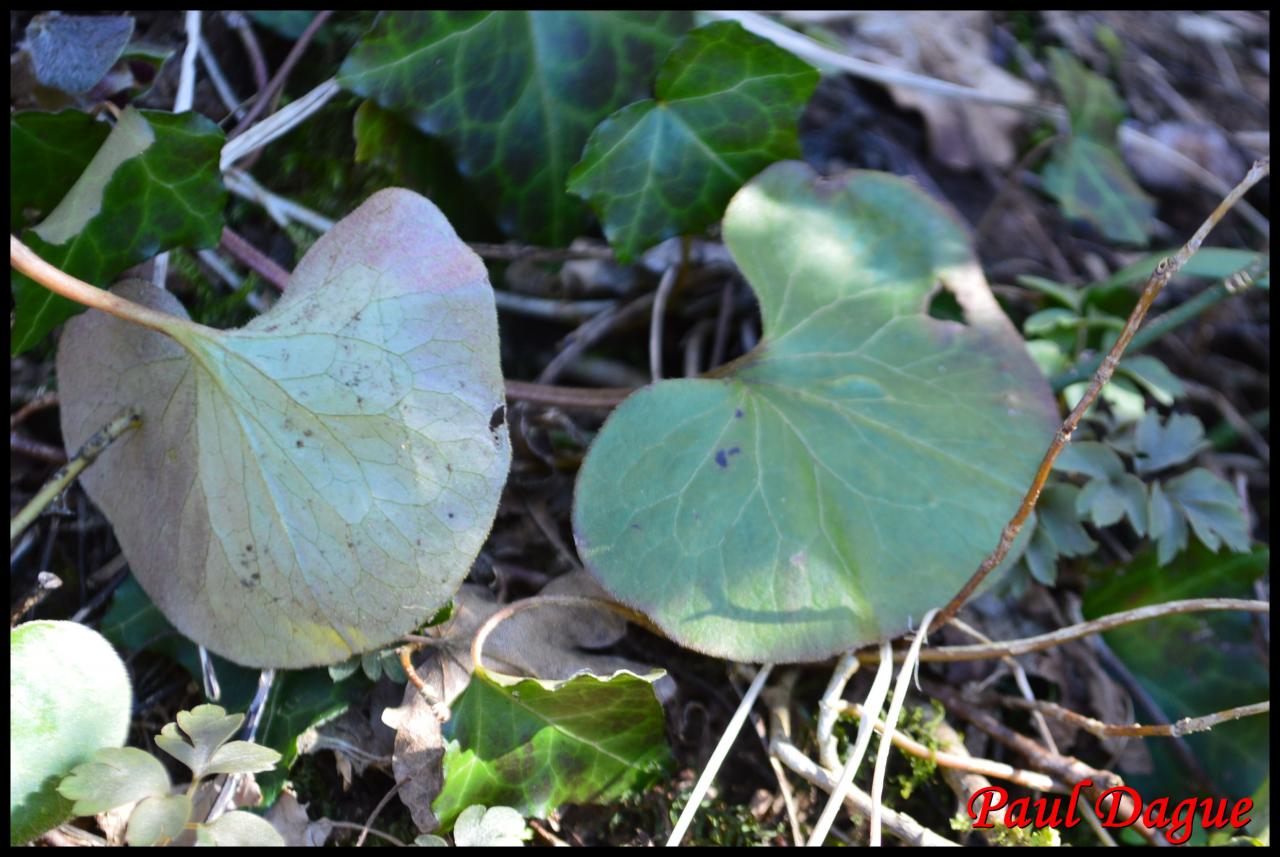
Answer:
[1134,410,1206,474]
[206,741,282,777]
[194,810,286,846]
[1024,338,1068,378]
[1149,481,1188,566]
[1054,441,1124,479]
[57,748,170,815]
[57,189,510,668]
[155,705,244,778]
[126,795,192,847]
[453,805,531,847]
[1118,355,1185,405]
[1163,469,1251,554]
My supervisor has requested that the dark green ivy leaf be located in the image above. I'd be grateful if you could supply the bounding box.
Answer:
[11,107,226,355]
[338,11,690,245]
[568,20,818,262]
[1041,49,1154,245]
[434,669,672,831]
[10,110,110,229]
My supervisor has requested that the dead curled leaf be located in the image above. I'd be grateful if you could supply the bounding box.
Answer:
[849,11,1035,171]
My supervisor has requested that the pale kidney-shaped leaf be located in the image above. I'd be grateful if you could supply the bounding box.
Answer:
[10,621,133,845]
[57,747,171,816]
[126,794,192,847]
[58,189,511,668]
[574,162,1058,662]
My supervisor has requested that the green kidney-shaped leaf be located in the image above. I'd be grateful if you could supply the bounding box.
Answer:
[12,106,225,354]
[57,188,511,668]
[434,669,672,831]
[338,11,689,245]
[574,162,1058,662]
[10,621,133,845]
[568,20,818,262]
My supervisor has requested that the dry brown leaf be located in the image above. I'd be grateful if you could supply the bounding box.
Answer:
[850,11,1035,171]
[264,787,334,847]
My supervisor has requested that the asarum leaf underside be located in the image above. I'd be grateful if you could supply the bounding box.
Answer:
[574,162,1059,663]
[58,189,510,668]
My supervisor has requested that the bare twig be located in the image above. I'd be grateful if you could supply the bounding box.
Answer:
[870,598,1270,663]
[219,227,290,290]
[10,409,140,546]
[225,11,269,95]
[356,779,404,848]
[219,78,342,172]
[668,663,775,847]
[927,684,1164,846]
[768,726,960,847]
[10,392,59,429]
[649,266,680,381]
[229,11,334,141]
[932,158,1270,632]
[468,241,613,263]
[10,571,63,626]
[808,640,894,846]
[998,696,1270,739]
[10,432,66,464]
[838,701,1062,792]
[504,380,631,412]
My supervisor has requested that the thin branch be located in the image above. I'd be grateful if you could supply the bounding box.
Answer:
[10,235,207,338]
[225,11,269,94]
[223,168,336,232]
[769,729,959,846]
[10,432,66,464]
[998,697,1270,739]
[219,227,290,290]
[870,598,1269,663]
[229,11,334,140]
[927,683,1164,846]
[808,639,894,846]
[10,392,59,429]
[219,78,342,172]
[468,241,614,262]
[1050,257,1269,391]
[931,157,1270,632]
[649,266,680,381]
[10,409,140,546]
[838,701,1062,793]
[869,610,939,846]
[667,663,775,847]
[326,819,406,848]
